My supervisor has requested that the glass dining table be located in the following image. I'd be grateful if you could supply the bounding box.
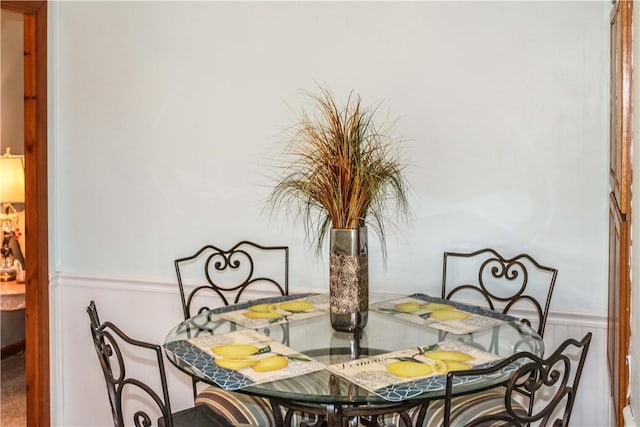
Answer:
[164,292,544,427]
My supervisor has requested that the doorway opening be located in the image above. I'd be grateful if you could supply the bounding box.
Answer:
[1,2,49,426]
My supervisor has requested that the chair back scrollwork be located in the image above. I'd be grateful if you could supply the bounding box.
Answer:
[174,241,289,319]
[443,332,592,427]
[442,248,558,337]
[87,301,175,427]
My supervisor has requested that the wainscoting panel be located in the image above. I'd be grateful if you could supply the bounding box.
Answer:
[542,314,611,427]
[50,274,612,427]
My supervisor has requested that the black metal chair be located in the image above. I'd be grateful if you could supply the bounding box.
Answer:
[174,241,289,319]
[86,300,235,427]
[174,241,290,421]
[435,332,592,427]
[442,248,558,337]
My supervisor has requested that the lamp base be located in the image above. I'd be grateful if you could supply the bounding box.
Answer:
[0,267,17,282]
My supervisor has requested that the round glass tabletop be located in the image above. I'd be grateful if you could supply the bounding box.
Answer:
[164,293,544,405]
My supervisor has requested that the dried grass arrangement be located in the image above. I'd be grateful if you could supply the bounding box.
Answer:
[268,87,411,261]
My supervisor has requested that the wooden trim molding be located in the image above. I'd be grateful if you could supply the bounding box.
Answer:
[610,0,634,216]
[1,2,49,426]
[618,0,633,217]
[608,2,633,426]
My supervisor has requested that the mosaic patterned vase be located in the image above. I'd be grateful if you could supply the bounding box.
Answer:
[329,226,369,332]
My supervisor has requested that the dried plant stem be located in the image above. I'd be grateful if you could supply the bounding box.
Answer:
[269,87,410,261]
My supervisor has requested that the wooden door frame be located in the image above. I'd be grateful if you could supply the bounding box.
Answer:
[608,1,633,425]
[1,2,49,426]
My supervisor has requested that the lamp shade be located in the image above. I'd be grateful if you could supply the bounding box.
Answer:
[0,148,25,204]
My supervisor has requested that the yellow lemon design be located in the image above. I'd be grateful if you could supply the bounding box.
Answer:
[242,311,284,320]
[430,309,471,321]
[249,303,279,313]
[252,355,289,372]
[279,301,315,313]
[394,301,422,314]
[212,344,260,358]
[214,357,258,370]
[423,350,475,362]
[386,361,434,378]
[444,360,473,371]
[431,360,448,375]
[422,302,455,311]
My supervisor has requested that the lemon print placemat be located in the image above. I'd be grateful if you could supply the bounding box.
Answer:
[219,294,329,328]
[370,294,515,334]
[326,340,515,402]
[164,329,325,390]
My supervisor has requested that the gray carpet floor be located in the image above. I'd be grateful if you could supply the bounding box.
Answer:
[1,351,26,426]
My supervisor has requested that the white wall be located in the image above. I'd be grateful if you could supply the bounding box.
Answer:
[49,1,611,425]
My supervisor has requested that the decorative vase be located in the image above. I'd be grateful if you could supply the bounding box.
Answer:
[329,226,369,332]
